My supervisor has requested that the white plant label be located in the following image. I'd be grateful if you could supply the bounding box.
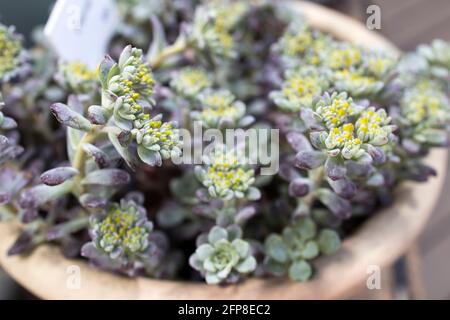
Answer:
[44,0,119,69]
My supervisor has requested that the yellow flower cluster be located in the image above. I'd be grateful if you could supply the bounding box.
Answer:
[326,46,362,70]
[281,30,314,57]
[171,67,212,97]
[325,123,363,159]
[355,108,391,143]
[194,90,245,128]
[59,61,97,94]
[145,119,176,146]
[283,74,322,104]
[401,80,450,125]
[65,61,95,81]
[316,94,354,128]
[97,205,150,253]
[328,124,361,146]
[205,151,254,192]
[0,25,22,80]
[334,70,376,87]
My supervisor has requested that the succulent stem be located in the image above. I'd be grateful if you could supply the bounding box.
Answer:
[295,167,325,216]
[149,39,189,69]
[71,127,101,195]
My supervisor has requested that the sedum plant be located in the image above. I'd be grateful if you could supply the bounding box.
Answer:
[1,0,450,286]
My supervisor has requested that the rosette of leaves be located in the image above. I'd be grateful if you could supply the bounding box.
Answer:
[264,217,340,282]
[0,24,27,82]
[170,67,212,98]
[189,1,249,59]
[325,44,393,97]
[296,92,395,171]
[195,145,260,201]
[81,198,168,277]
[270,66,330,112]
[399,79,450,147]
[95,45,155,131]
[332,69,384,98]
[417,39,450,79]
[191,89,253,128]
[189,225,257,284]
[274,20,337,69]
[275,21,314,58]
[363,52,397,80]
[55,61,98,95]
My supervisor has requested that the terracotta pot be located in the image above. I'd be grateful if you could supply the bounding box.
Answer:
[0,1,447,300]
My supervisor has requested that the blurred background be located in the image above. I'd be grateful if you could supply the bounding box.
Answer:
[0,0,450,299]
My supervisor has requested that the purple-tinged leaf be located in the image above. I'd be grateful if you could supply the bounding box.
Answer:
[81,169,130,186]
[316,188,352,219]
[88,105,108,125]
[327,178,356,199]
[325,157,347,181]
[346,154,373,179]
[286,132,312,152]
[79,193,108,209]
[50,103,92,131]
[309,131,325,149]
[19,182,72,209]
[295,150,326,170]
[278,162,300,181]
[402,138,421,155]
[7,230,34,256]
[98,55,116,88]
[40,167,79,186]
[235,206,257,224]
[288,178,310,197]
[82,143,111,168]
[366,145,386,165]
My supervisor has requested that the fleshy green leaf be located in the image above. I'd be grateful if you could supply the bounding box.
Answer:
[288,260,312,282]
[265,234,289,263]
[208,226,228,244]
[318,229,341,255]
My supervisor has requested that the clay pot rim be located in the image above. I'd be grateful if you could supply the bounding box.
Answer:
[0,1,447,300]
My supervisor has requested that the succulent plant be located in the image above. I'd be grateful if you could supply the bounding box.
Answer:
[195,145,260,201]
[1,1,450,287]
[132,114,182,166]
[81,198,168,276]
[189,225,256,284]
[191,89,250,129]
[264,217,340,282]
[270,67,330,112]
[55,61,98,95]
[0,24,27,82]
[170,67,212,98]
[189,1,249,59]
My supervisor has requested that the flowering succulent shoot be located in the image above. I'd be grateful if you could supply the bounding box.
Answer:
[0,24,26,82]
[1,0,450,287]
